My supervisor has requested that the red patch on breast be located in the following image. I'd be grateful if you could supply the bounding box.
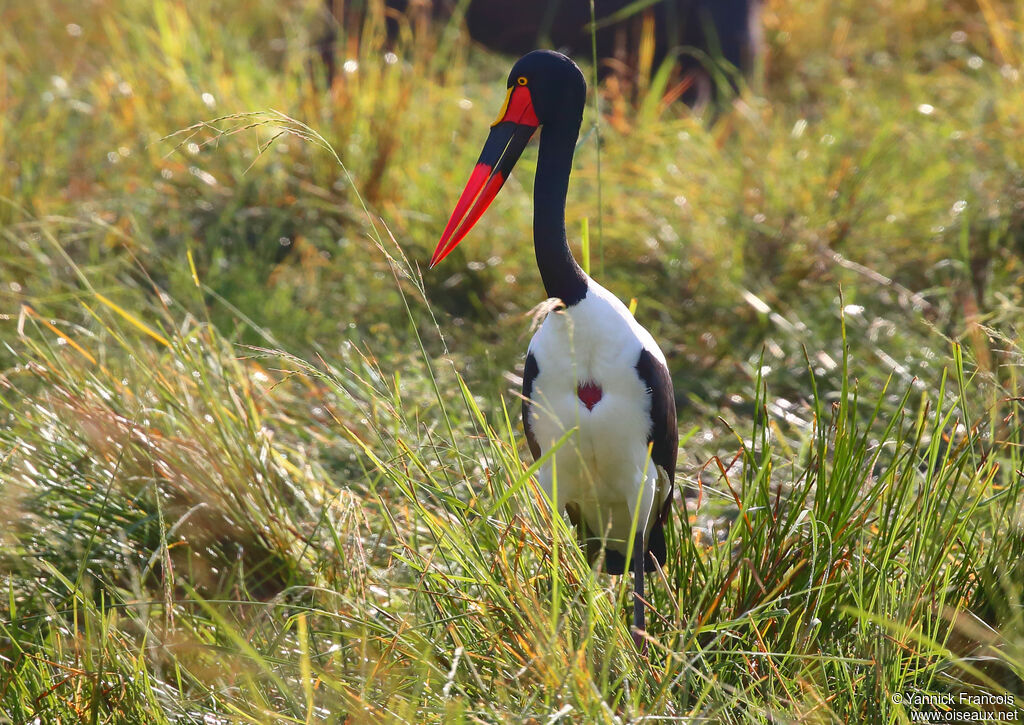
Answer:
[577,382,603,411]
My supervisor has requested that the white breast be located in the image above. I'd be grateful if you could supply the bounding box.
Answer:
[526,279,669,554]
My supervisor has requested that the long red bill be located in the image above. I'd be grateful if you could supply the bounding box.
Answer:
[430,87,539,268]
[430,164,507,268]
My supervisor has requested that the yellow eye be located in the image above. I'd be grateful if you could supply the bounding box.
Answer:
[517,76,528,86]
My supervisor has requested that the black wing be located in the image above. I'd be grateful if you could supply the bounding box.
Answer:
[521,352,541,461]
[635,348,678,570]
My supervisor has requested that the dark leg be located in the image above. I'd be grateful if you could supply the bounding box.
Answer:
[632,530,646,653]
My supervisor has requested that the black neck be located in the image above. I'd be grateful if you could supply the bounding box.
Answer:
[533,114,588,306]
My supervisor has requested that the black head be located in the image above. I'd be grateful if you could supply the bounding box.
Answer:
[506,50,587,126]
[430,50,587,267]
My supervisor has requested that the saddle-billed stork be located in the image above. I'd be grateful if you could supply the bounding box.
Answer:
[430,50,677,649]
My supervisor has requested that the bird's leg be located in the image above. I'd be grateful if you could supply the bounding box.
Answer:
[631,530,646,653]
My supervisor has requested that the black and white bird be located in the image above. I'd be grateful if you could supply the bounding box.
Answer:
[430,50,678,649]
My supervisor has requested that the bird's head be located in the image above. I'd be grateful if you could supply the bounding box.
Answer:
[429,50,586,268]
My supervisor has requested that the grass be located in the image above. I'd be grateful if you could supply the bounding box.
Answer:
[2,0,1024,721]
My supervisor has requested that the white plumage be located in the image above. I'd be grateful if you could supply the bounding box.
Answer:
[526,278,672,561]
